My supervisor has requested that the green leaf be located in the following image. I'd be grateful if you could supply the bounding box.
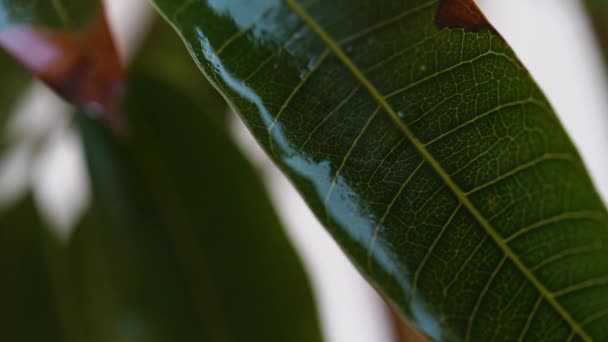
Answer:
[0,51,29,129]
[131,17,227,118]
[152,0,608,340]
[0,197,64,342]
[77,70,322,342]
[0,46,36,149]
[0,74,322,342]
[0,0,98,29]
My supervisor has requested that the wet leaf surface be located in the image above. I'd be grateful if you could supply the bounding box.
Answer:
[152,0,608,340]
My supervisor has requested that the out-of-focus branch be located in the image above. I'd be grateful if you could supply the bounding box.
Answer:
[0,2,125,133]
[585,0,608,66]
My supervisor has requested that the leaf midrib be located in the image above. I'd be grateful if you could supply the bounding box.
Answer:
[282,0,590,339]
[51,0,71,26]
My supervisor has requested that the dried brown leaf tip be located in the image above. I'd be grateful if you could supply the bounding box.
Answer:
[0,10,126,133]
[436,0,497,34]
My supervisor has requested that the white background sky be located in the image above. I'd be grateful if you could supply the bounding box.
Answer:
[0,1,606,341]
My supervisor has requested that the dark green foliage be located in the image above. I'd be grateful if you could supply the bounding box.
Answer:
[152,0,608,340]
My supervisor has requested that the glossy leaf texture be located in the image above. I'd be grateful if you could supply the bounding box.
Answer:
[152,0,608,340]
[131,17,227,118]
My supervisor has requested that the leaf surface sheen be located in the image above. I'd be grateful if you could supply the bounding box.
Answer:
[153,0,608,340]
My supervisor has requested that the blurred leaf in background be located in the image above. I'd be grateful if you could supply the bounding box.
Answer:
[131,18,227,119]
[0,3,323,342]
[585,0,608,66]
[0,52,29,135]
[75,72,323,342]
[0,196,64,341]
[0,1,98,29]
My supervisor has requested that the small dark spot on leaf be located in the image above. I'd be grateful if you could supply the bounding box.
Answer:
[488,194,497,210]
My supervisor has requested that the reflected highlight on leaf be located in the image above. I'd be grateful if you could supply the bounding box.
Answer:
[152,0,608,340]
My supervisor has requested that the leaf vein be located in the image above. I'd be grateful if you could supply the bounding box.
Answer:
[51,0,70,26]
[423,98,546,147]
[531,242,603,272]
[464,153,576,195]
[367,160,426,268]
[412,203,462,295]
[465,255,507,341]
[505,210,606,243]
[215,6,275,56]
[444,235,488,295]
[384,51,519,99]
[244,25,307,82]
[268,50,329,152]
[172,0,198,21]
[554,276,608,298]
[297,86,361,154]
[338,0,439,45]
[518,296,543,341]
[283,0,592,339]
[324,107,380,204]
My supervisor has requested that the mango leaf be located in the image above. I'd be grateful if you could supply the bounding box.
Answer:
[152,0,608,340]
[0,196,65,342]
[0,64,322,342]
[0,197,137,342]
[77,71,322,342]
[131,17,227,118]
